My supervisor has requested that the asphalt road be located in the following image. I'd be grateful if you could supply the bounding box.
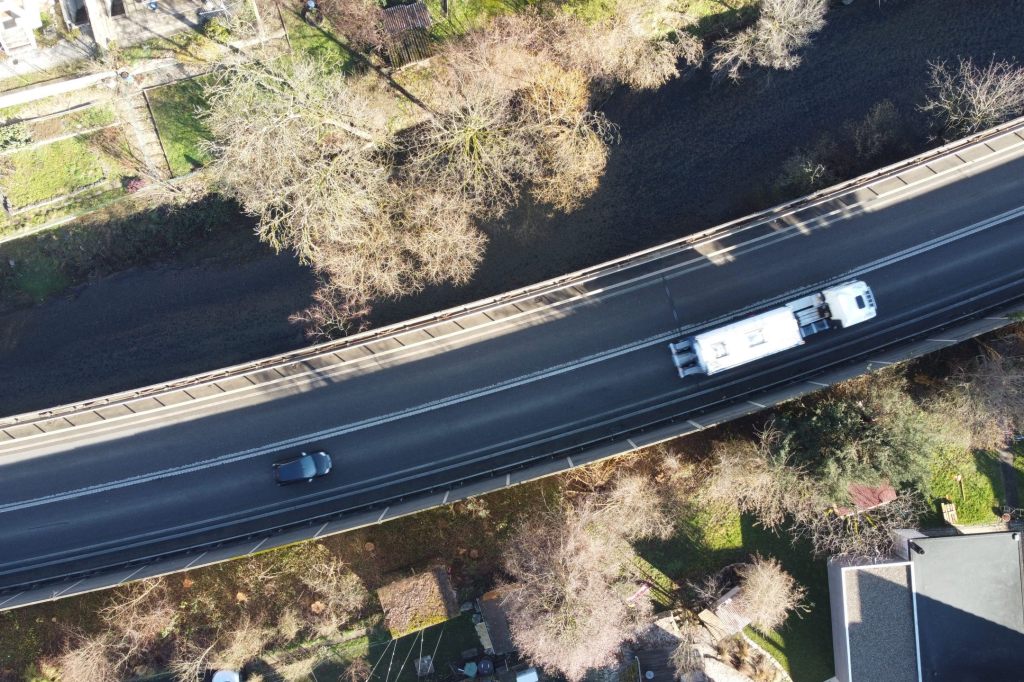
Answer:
[2,133,1024,592]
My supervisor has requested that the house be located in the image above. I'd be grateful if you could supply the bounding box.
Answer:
[828,530,1024,681]
[0,0,43,53]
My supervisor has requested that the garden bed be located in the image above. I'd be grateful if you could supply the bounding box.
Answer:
[0,127,133,238]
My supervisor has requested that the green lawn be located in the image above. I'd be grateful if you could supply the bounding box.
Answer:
[147,77,215,176]
[314,613,480,682]
[637,507,834,682]
[927,448,1004,525]
[281,7,354,68]
[424,0,524,38]
[2,136,109,207]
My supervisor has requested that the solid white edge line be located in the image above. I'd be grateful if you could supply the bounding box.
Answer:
[121,566,145,582]
[5,131,1022,446]
[183,552,207,570]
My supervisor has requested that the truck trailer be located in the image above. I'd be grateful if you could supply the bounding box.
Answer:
[669,280,877,378]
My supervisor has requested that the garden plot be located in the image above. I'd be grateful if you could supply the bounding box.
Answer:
[147,76,215,177]
[0,105,133,237]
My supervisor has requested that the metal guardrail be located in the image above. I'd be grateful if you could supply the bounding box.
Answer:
[1,297,1021,612]
[1,117,1024,610]
[3,114,1024,436]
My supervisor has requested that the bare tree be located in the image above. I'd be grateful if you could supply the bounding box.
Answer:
[712,0,828,81]
[209,616,276,670]
[698,426,821,531]
[100,578,177,669]
[597,472,676,541]
[57,634,116,682]
[955,329,1024,439]
[575,0,703,91]
[415,28,617,217]
[922,58,1024,138]
[205,54,488,329]
[502,502,651,681]
[732,555,808,632]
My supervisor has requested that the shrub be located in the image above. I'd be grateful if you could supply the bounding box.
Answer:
[202,16,231,42]
[0,122,32,151]
[732,555,807,632]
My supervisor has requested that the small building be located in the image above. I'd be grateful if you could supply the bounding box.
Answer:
[828,530,1024,681]
[477,588,516,656]
[379,1,431,67]
[377,565,459,638]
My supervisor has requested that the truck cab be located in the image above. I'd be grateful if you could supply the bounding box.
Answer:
[822,281,877,328]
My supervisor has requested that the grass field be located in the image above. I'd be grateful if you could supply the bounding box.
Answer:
[638,507,834,682]
[927,448,1005,525]
[147,77,215,176]
[281,5,355,68]
[1,136,109,208]
[313,614,481,682]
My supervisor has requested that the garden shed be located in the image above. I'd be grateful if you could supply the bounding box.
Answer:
[377,565,460,638]
[379,1,432,66]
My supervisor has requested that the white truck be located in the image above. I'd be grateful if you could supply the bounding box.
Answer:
[669,280,877,378]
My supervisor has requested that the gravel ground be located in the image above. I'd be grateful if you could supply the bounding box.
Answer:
[1,0,1022,416]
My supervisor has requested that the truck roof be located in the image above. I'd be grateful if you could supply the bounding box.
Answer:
[693,307,804,375]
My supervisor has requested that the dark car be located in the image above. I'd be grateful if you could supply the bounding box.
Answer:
[273,451,332,485]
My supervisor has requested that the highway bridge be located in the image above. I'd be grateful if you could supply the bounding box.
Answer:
[2,118,1024,610]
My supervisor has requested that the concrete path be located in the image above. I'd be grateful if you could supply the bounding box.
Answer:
[116,87,173,179]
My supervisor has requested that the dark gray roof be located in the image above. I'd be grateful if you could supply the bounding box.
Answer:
[842,563,919,682]
[911,532,1024,681]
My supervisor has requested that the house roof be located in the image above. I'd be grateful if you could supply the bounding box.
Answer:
[836,562,919,682]
[829,531,1024,682]
[911,532,1024,681]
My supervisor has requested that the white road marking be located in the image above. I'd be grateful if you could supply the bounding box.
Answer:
[4,139,1021,450]
[2,206,1023,512]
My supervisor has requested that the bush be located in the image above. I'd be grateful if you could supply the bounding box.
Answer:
[0,122,32,151]
[922,57,1024,139]
[202,16,231,42]
[732,555,807,632]
[711,0,828,81]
